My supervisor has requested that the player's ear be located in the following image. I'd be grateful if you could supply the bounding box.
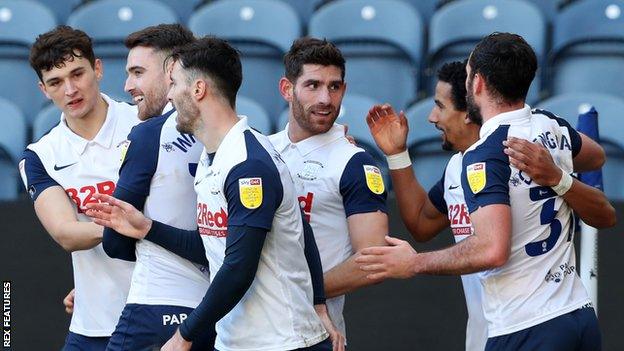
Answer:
[463,112,471,125]
[194,79,206,101]
[279,77,294,102]
[38,81,51,100]
[94,59,103,81]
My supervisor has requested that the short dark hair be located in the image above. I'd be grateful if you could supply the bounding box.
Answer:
[169,36,242,108]
[125,23,195,56]
[29,25,96,81]
[468,32,537,104]
[437,61,467,112]
[284,37,345,83]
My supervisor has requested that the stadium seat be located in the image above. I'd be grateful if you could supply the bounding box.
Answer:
[32,103,61,141]
[537,92,624,200]
[309,0,424,110]
[0,96,27,200]
[279,0,325,26]
[0,0,56,124]
[405,98,440,149]
[402,0,439,25]
[156,0,203,23]
[551,0,624,98]
[237,95,272,134]
[277,108,289,131]
[67,0,177,100]
[410,143,454,192]
[36,0,82,23]
[428,0,546,104]
[189,0,300,118]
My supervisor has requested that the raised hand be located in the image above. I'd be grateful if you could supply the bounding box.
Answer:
[84,193,152,239]
[366,104,409,156]
[355,236,418,280]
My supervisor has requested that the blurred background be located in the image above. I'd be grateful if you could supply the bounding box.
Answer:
[0,0,623,349]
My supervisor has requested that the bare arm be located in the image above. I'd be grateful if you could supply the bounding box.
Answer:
[573,133,605,172]
[324,211,388,298]
[356,204,511,279]
[366,104,449,242]
[504,137,616,229]
[34,186,103,252]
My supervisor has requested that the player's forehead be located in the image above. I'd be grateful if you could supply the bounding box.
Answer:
[126,46,162,70]
[297,64,342,83]
[434,81,453,103]
[40,55,92,81]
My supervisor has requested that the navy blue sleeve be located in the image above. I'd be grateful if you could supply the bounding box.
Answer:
[462,126,511,214]
[339,152,388,217]
[116,115,165,196]
[20,149,59,201]
[102,187,145,261]
[224,159,283,230]
[301,212,325,305]
[533,109,582,157]
[144,221,209,266]
[179,224,267,341]
[427,168,448,215]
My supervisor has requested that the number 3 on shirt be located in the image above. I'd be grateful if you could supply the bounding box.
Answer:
[525,197,569,256]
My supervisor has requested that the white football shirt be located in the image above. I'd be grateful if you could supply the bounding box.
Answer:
[19,94,138,336]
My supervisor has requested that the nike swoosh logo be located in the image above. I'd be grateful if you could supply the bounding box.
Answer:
[448,185,460,190]
[54,162,77,171]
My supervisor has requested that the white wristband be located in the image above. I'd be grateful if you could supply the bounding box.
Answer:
[386,150,412,170]
[551,171,573,196]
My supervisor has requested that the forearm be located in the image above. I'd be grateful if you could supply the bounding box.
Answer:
[50,221,103,252]
[145,221,208,266]
[324,253,380,298]
[414,235,505,276]
[390,168,438,241]
[179,225,265,341]
[564,179,616,228]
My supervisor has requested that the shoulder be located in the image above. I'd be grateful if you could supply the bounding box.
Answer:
[464,125,510,164]
[128,114,168,141]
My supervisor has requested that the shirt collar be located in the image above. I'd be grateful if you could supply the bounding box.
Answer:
[60,93,118,155]
[273,123,346,156]
[213,115,249,163]
[479,104,532,138]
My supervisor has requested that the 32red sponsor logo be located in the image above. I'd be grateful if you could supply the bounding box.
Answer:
[66,181,115,213]
[447,203,472,235]
[197,203,228,237]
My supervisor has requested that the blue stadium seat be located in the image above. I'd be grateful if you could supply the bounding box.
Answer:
[405,98,440,149]
[156,0,202,23]
[279,0,325,26]
[551,0,624,98]
[428,0,546,104]
[67,0,177,100]
[237,95,272,134]
[36,0,82,23]
[0,98,26,200]
[537,92,624,200]
[189,0,300,118]
[309,0,424,110]
[410,144,454,192]
[402,0,439,25]
[0,0,56,124]
[32,103,61,141]
[277,108,289,132]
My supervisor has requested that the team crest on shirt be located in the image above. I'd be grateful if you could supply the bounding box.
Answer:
[363,165,385,195]
[118,140,131,163]
[239,177,263,209]
[466,162,486,193]
[297,160,323,181]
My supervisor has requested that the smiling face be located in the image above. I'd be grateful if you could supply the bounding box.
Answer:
[288,64,345,138]
[38,53,102,122]
[125,46,169,120]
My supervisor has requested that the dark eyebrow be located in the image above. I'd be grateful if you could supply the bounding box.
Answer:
[127,65,145,73]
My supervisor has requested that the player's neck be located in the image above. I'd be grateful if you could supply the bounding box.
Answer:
[64,95,108,141]
[480,100,525,125]
[194,102,239,153]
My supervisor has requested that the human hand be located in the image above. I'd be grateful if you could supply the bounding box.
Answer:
[355,236,418,280]
[85,194,152,239]
[366,104,409,156]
